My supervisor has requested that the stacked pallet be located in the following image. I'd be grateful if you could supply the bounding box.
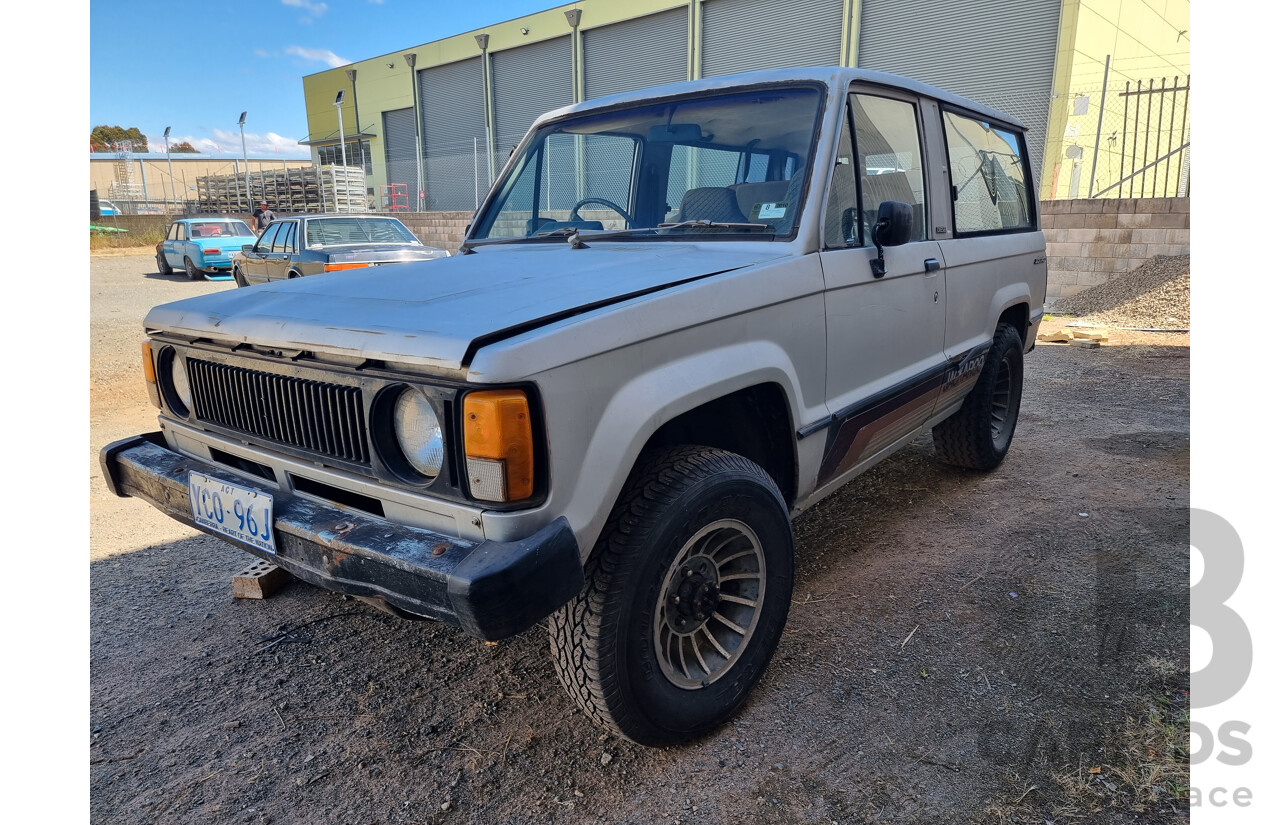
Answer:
[195,166,368,213]
[318,166,368,213]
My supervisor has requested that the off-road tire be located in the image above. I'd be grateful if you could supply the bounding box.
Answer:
[232,266,247,288]
[157,254,172,276]
[184,257,202,281]
[549,445,793,746]
[932,323,1024,470]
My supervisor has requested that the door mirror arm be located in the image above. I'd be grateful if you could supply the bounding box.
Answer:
[868,201,913,279]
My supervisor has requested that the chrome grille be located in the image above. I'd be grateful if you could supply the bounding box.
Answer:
[187,358,369,464]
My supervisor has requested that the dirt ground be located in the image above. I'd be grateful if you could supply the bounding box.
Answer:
[90,252,1190,824]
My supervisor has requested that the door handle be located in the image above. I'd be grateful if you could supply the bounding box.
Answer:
[924,258,941,272]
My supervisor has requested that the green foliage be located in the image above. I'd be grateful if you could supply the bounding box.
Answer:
[168,141,199,153]
[90,125,149,153]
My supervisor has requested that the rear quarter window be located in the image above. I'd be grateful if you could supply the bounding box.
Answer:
[942,111,1034,235]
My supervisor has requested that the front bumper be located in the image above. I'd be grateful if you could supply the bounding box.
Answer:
[100,433,583,640]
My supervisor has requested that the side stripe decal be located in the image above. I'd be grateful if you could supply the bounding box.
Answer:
[811,343,990,486]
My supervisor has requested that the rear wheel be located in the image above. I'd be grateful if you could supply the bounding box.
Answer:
[184,257,203,281]
[549,446,793,746]
[932,323,1024,470]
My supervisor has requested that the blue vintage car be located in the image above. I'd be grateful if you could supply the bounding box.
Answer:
[156,218,259,281]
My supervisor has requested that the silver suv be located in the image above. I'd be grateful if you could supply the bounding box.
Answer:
[102,67,1047,746]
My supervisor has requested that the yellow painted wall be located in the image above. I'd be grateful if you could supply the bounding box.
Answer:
[1042,0,1191,199]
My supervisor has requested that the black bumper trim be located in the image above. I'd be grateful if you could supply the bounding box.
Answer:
[99,434,583,640]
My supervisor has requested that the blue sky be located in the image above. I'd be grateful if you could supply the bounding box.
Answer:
[89,0,553,157]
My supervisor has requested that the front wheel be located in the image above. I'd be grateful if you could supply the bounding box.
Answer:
[932,323,1025,470]
[183,257,203,281]
[549,446,793,746]
[156,253,172,276]
[232,267,247,288]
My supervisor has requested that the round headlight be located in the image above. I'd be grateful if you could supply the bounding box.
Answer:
[393,388,444,478]
[170,355,192,411]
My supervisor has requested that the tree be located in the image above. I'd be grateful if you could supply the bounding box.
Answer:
[168,141,199,153]
[90,125,149,153]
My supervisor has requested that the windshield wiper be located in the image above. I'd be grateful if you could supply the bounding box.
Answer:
[459,220,775,254]
[656,220,773,232]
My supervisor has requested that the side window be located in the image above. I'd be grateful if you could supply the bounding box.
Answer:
[273,222,294,253]
[943,111,1033,234]
[823,106,860,248]
[850,94,927,243]
[167,223,178,240]
[255,223,280,252]
[175,223,187,241]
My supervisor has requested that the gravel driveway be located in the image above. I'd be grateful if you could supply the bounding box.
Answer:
[90,251,1190,824]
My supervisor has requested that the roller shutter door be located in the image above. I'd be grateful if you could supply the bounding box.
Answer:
[701,0,844,78]
[491,36,575,163]
[418,57,489,211]
[583,8,688,100]
[857,0,1059,180]
[382,107,418,210]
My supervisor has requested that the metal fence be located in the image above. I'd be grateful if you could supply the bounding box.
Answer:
[1052,73,1190,200]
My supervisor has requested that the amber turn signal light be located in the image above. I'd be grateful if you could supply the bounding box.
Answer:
[463,390,534,502]
[142,341,161,409]
[323,262,371,272]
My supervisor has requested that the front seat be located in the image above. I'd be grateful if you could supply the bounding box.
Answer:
[676,187,748,223]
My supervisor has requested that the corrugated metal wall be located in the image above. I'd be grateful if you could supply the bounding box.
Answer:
[857,0,1060,178]
[491,36,575,162]
[418,57,489,211]
[381,107,418,209]
[701,0,843,78]
[583,8,688,99]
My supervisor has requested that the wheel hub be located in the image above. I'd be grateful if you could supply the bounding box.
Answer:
[664,555,720,635]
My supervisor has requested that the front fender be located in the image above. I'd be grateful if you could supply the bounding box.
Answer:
[550,341,810,560]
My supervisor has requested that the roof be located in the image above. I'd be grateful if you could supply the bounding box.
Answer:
[534,66,1025,131]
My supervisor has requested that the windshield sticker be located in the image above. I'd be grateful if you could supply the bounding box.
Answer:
[752,202,789,220]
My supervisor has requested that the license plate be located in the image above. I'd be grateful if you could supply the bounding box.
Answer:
[188,471,277,554]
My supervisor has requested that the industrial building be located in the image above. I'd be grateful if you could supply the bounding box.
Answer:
[298,0,1189,212]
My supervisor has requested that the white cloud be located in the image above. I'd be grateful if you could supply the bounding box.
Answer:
[285,45,351,68]
[282,0,326,22]
[253,48,273,58]
[145,131,310,159]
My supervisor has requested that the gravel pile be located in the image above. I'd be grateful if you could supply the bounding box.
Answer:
[1053,254,1190,329]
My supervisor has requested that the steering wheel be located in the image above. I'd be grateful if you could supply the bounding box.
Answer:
[568,197,634,227]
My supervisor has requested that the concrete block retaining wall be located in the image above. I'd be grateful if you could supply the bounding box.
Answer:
[1041,197,1190,300]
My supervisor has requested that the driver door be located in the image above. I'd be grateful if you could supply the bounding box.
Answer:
[815,90,946,489]
[163,222,184,267]
[241,223,280,285]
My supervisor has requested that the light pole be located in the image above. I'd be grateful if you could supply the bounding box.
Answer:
[405,52,422,211]
[238,111,250,211]
[163,126,175,213]
[334,90,348,213]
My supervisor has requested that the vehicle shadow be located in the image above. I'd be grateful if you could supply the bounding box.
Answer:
[143,271,193,282]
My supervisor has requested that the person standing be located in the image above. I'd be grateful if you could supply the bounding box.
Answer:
[252,200,276,234]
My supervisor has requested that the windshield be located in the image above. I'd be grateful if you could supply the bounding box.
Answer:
[305,217,421,247]
[470,85,823,243]
[190,220,252,238]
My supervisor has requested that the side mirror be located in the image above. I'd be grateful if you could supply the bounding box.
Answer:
[870,200,913,278]
[241,244,254,253]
